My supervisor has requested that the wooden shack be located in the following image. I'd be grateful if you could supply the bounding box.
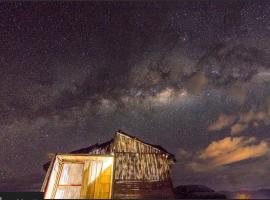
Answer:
[41,130,176,199]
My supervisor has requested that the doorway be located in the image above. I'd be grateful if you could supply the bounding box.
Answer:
[43,155,114,199]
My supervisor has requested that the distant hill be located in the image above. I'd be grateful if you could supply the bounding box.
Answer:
[174,185,226,199]
[174,184,270,199]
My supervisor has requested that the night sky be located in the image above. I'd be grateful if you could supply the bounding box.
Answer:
[1,0,270,192]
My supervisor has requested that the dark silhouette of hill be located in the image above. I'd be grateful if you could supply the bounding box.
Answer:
[175,184,270,199]
[174,185,226,199]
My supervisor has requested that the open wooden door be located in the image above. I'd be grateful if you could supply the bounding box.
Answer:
[80,157,114,199]
[43,155,114,199]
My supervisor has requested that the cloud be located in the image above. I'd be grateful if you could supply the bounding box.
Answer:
[208,114,237,131]
[176,148,192,160]
[184,72,209,94]
[226,82,248,105]
[189,137,269,172]
[230,123,248,135]
[252,70,270,83]
[238,110,269,125]
[197,43,270,85]
[239,109,256,124]
[208,103,270,134]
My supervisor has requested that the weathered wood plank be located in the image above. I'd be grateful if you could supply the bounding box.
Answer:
[113,180,175,199]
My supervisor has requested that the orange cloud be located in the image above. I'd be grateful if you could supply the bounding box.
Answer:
[239,110,256,124]
[230,123,248,135]
[208,114,236,131]
[189,137,269,172]
[209,108,270,134]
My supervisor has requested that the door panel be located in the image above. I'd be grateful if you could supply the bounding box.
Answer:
[55,163,84,199]
[81,157,113,199]
[55,186,81,199]
[59,163,84,185]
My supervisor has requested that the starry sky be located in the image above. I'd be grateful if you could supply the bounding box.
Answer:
[1,0,270,192]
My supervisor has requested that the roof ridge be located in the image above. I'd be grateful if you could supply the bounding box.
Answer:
[115,130,176,161]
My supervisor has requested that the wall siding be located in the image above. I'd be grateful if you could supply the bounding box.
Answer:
[113,180,175,199]
[114,133,171,181]
[114,153,170,181]
[112,133,175,199]
[114,133,161,153]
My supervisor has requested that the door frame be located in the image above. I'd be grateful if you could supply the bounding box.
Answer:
[42,154,114,199]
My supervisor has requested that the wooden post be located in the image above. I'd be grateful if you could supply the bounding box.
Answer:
[41,154,56,194]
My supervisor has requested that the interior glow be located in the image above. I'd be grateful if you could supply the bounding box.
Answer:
[88,157,113,184]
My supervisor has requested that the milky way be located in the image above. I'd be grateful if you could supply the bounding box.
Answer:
[1,1,270,192]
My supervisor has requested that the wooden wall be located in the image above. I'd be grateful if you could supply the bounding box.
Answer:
[114,133,161,153]
[114,153,171,181]
[113,180,175,199]
[113,133,172,181]
[112,133,175,199]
